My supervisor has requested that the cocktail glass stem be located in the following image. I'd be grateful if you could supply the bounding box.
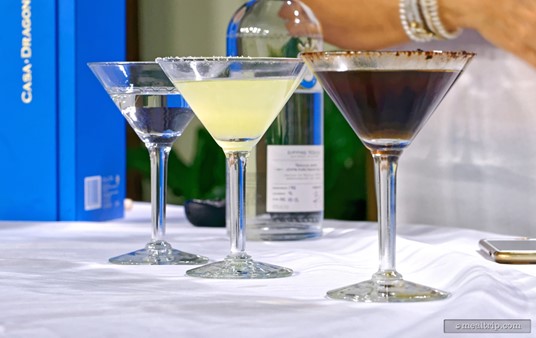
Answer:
[108,141,209,265]
[185,150,292,278]
[227,151,249,259]
[326,148,449,301]
[372,151,403,283]
[149,143,170,243]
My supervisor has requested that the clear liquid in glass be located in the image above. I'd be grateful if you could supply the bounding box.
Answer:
[111,89,194,145]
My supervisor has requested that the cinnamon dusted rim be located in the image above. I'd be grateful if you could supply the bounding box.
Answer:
[300,50,476,60]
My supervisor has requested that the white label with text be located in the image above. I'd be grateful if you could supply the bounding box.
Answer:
[267,145,323,213]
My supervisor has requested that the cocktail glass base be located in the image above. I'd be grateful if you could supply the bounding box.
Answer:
[108,240,209,265]
[186,253,293,279]
[327,272,449,302]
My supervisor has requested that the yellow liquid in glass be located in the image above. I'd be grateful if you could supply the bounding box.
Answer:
[174,77,296,152]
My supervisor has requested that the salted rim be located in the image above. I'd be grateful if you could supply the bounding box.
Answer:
[156,56,302,63]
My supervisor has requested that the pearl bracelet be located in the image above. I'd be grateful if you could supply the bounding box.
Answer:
[400,0,462,42]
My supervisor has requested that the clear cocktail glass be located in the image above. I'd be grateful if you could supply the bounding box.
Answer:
[157,57,306,278]
[88,61,209,265]
[301,50,474,302]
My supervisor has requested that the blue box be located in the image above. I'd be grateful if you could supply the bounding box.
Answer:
[0,0,126,221]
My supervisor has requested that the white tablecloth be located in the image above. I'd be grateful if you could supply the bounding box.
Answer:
[1,203,534,338]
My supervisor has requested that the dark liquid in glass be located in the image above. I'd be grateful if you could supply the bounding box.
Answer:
[315,69,461,151]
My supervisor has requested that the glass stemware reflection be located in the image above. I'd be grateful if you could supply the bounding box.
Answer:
[157,57,306,279]
[88,62,209,265]
[301,50,474,302]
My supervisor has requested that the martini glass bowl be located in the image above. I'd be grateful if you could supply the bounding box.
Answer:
[301,50,474,302]
[88,61,209,265]
[157,57,306,278]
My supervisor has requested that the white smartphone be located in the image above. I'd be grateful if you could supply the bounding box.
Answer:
[479,239,536,264]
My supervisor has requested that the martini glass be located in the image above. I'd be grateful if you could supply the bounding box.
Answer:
[88,61,209,265]
[157,57,306,278]
[301,50,474,302]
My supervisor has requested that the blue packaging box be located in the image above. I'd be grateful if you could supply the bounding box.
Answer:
[0,0,126,221]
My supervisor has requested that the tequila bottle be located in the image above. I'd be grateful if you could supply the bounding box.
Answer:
[227,0,324,240]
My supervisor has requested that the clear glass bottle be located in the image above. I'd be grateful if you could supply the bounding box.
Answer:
[227,0,324,240]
